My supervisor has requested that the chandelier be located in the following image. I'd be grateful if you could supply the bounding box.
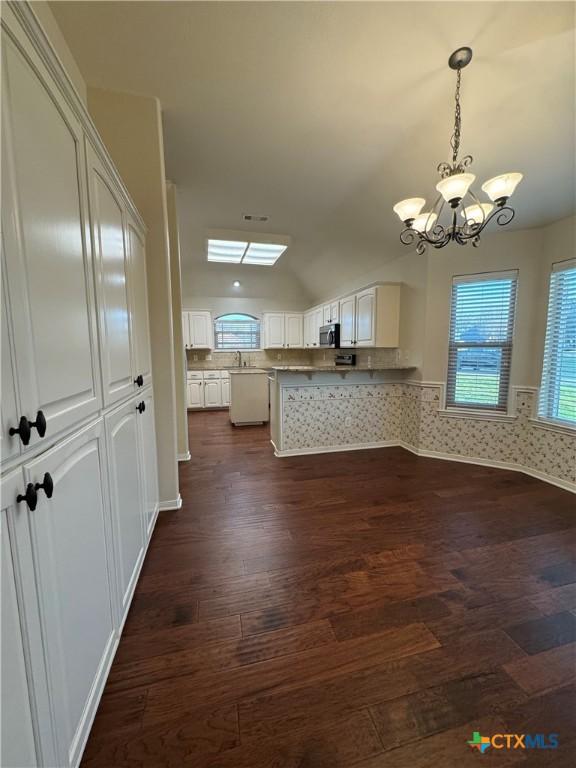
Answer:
[393,47,522,254]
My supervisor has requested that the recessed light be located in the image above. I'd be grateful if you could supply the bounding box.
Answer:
[233,280,241,288]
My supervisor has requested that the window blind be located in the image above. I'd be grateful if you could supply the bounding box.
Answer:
[446,272,518,411]
[538,260,576,425]
[214,314,261,350]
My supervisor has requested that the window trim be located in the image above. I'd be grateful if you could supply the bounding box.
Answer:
[213,313,262,351]
[537,258,576,428]
[445,270,518,414]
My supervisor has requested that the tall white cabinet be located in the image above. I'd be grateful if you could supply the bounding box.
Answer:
[1,5,160,767]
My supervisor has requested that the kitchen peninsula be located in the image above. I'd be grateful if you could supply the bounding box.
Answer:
[269,365,414,456]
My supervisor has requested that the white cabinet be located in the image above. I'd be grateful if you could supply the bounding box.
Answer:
[1,32,101,443]
[204,379,222,408]
[263,313,285,348]
[105,399,145,622]
[339,286,400,348]
[356,288,376,346]
[86,143,133,407]
[187,379,204,408]
[310,307,323,348]
[137,390,159,541]
[285,313,304,347]
[2,473,38,768]
[19,422,117,768]
[221,378,231,406]
[127,216,153,389]
[340,295,356,347]
[1,270,21,465]
[323,302,339,324]
[183,311,212,349]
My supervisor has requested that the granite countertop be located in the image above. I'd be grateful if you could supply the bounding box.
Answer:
[227,368,269,375]
[270,365,415,373]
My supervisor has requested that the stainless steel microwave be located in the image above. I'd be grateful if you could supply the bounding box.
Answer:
[319,323,340,348]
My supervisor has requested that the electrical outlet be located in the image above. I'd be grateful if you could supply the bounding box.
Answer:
[345,416,352,427]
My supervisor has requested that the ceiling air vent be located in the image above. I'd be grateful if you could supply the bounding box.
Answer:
[243,214,269,222]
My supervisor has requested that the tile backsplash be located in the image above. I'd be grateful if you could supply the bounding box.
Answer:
[186,347,402,369]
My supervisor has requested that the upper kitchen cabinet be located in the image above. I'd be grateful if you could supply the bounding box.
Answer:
[339,285,400,348]
[1,266,21,465]
[126,214,152,389]
[183,310,212,349]
[264,312,304,348]
[323,301,339,325]
[1,30,101,444]
[86,143,134,407]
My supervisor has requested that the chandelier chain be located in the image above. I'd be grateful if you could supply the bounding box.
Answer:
[450,68,462,164]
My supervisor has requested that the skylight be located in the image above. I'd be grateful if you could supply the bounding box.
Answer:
[206,235,289,266]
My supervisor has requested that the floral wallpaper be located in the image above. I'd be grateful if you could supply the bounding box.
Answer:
[280,382,575,487]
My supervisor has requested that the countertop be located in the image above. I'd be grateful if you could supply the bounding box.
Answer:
[227,368,269,375]
[270,365,415,373]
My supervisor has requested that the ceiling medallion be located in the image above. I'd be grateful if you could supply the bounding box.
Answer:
[393,47,523,254]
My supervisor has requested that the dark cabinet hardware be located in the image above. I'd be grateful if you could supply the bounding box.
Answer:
[9,416,32,445]
[17,483,37,511]
[134,374,144,387]
[136,401,146,414]
[35,472,54,499]
[31,410,47,437]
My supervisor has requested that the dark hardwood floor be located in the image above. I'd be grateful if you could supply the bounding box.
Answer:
[82,410,576,767]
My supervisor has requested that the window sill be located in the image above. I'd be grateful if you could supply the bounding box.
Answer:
[529,417,576,435]
[438,408,517,423]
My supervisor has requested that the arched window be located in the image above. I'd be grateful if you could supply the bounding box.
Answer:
[214,313,261,350]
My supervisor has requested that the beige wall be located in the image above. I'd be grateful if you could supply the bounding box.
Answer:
[88,87,180,507]
[29,1,87,103]
[166,182,189,460]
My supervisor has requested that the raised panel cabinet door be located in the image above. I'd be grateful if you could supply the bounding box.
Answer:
[310,308,323,348]
[1,32,100,442]
[204,379,222,408]
[182,311,192,349]
[330,301,340,323]
[105,399,145,622]
[137,389,159,541]
[1,472,38,768]
[86,143,133,406]
[221,379,231,406]
[21,421,116,768]
[1,254,21,465]
[126,216,152,388]
[187,380,204,408]
[339,296,356,347]
[355,289,376,346]
[189,312,212,348]
[323,305,332,325]
[264,314,285,348]
[285,313,303,348]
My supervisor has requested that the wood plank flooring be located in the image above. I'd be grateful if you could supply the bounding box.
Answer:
[82,410,576,767]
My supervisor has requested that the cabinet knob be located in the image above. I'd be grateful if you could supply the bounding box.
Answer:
[17,483,37,511]
[134,374,144,387]
[31,410,47,438]
[136,401,146,414]
[35,472,54,499]
[9,415,32,446]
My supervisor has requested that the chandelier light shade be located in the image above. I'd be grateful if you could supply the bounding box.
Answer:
[393,46,523,253]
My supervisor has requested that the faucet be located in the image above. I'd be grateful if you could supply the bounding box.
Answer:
[235,350,243,368]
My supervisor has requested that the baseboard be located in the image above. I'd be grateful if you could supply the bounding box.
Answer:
[274,440,399,457]
[178,451,191,462]
[397,441,576,494]
[158,494,183,511]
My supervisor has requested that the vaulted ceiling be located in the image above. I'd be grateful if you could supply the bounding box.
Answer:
[51,1,575,299]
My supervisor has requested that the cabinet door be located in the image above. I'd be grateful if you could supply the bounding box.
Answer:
[86,143,133,407]
[310,308,323,348]
[105,399,145,621]
[189,312,212,348]
[21,421,116,768]
[204,379,222,408]
[182,311,192,349]
[137,389,158,541]
[323,305,332,325]
[285,313,303,348]
[355,289,376,347]
[1,473,38,768]
[1,255,21,465]
[187,380,204,408]
[126,216,152,388]
[1,32,100,442]
[221,379,231,406]
[339,296,356,347]
[330,301,340,323]
[264,314,285,348]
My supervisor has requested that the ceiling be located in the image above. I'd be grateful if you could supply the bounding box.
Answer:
[51,1,575,298]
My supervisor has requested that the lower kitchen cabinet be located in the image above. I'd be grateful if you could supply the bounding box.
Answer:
[15,421,116,768]
[221,378,231,406]
[105,398,145,624]
[187,379,204,408]
[187,371,230,409]
[204,379,222,408]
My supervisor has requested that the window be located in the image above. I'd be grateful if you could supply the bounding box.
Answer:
[538,260,576,425]
[446,272,517,411]
[214,313,261,350]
